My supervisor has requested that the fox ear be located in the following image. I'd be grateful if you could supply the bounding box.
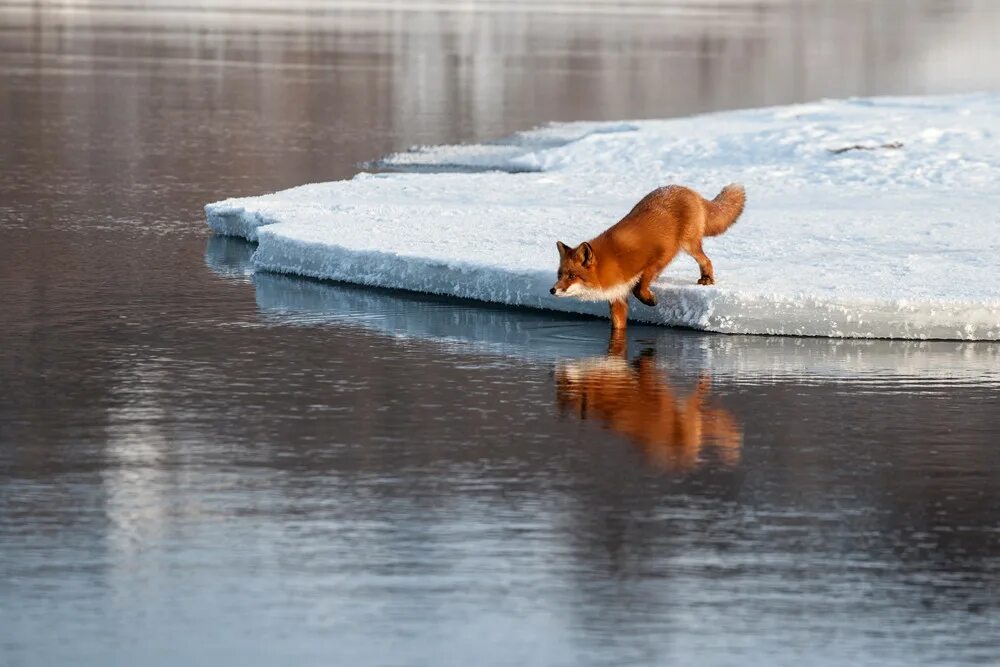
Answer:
[556,241,570,259]
[576,242,594,267]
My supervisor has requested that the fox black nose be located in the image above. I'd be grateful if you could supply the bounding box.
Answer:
[549,287,556,295]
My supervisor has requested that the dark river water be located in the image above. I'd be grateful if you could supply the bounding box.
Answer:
[2,2,1000,665]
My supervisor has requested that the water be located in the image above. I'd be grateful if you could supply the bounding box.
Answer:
[2,2,1000,665]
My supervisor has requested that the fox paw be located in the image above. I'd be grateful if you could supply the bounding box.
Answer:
[697,276,715,286]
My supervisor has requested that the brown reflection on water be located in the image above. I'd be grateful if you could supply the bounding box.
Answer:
[556,332,741,473]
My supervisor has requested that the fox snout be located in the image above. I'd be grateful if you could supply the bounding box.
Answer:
[550,279,575,297]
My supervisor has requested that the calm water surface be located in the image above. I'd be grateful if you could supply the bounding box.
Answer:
[2,2,1000,665]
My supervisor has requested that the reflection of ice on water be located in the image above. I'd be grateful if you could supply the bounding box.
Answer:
[205,234,1000,388]
[204,235,256,282]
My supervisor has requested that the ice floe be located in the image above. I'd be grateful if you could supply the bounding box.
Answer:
[206,94,1000,339]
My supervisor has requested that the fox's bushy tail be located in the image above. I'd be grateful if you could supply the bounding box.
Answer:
[703,184,745,237]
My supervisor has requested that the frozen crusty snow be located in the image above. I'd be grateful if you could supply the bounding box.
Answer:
[206,94,1000,340]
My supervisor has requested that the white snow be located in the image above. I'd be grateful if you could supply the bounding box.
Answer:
[206,93,1000,340]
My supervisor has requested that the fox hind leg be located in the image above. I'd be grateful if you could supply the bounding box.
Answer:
[687,243,715,286]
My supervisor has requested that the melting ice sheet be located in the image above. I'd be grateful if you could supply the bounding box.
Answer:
[206,94,1000,340]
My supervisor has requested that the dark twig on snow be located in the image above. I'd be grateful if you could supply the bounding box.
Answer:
[828,141,904,155]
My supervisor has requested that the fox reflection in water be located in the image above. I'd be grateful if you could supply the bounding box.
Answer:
[555,332,742,472]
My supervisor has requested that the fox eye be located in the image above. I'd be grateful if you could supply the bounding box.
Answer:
[566,272,576,280]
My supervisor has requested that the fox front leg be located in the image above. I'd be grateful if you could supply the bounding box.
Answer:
[609,299,629,330]
[632,280,657,307]
[632,261,672,307]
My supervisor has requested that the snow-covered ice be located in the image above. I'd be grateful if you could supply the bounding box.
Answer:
[206,94,1000,340]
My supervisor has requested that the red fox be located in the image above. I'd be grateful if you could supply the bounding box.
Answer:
[555,332,742,472]
[550,184,745,329]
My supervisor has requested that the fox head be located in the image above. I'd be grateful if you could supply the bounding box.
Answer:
[550,241,597,297]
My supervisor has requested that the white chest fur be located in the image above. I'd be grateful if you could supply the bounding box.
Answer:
[563,275,640,302]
